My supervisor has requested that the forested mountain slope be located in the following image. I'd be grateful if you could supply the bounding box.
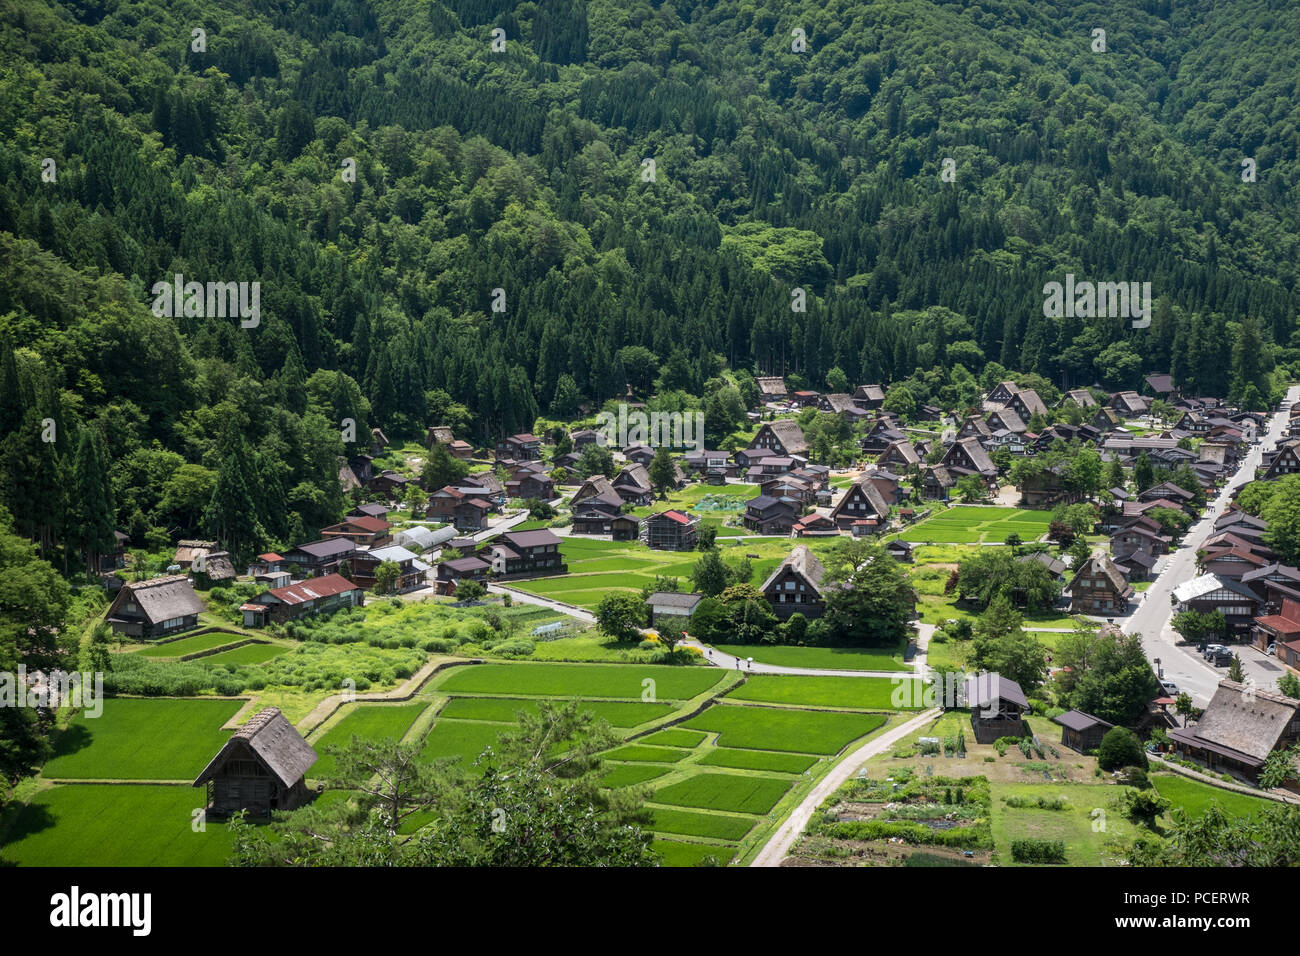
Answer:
[0,0,1297,554]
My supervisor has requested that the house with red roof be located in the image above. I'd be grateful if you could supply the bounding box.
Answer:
[241,573,364,627]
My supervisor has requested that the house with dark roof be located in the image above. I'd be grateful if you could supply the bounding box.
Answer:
[1172,573,1260,637]
[192,550,238,589]
[282,538,358,577]
[830,478,890,530]
[861,420,906,454]
[878,439,921,470]
[761,545,826,619]
[351,545,429,593]
[495,433,542,461]
[752,420,809,458]
[743,494,799,534]
[987,381,1020,406]
[1009,388,1048,423]
[241,573,365,626]
[1066,554,1134,615]
[106,575,205,639]
[1145,372,1176,396]
[920,465,957,500]
[612,464,654,506]
[434,556,490,595]
[194,707,316,817]
[483,529,566,577]
[939,437,998,484]
[853,384,886,410]
[1054,710,1114,753]
[962,672,1030,743]
[1169,681,1300,785]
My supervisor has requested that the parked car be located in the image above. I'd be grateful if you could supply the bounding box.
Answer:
[1203,643,1226,659]
[1268,643,1277,656]
[1212,651,1234,667]
[1160,680,1180,696]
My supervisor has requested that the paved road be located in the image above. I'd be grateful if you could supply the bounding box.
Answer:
[750,708,943,867]
[1113,385,1300,705]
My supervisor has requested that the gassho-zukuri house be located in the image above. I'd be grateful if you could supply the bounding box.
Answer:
[193,707,318,816]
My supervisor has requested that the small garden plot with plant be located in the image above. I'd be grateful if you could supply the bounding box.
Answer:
[710,642,911,672]
[991,781,1139,866]
[683,704,887,754]
[433,662,726,700]
[788,769,993,866]
[725,675,921,711]
[652,772,793,815]
[0,784,235,866]
[309,702,428,777]
[41,698,245,780]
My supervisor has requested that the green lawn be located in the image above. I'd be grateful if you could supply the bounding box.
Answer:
[128,631,242,657]
[990,781,1139,866]
[438,696,675,728]
[310,702,427,777]
[652,838,737,866]
[434,662,725,700]
[41,698,245,780]
[683,703,887,754]
[725,674,921,710]
[652,772,793,814]
[711,643,911,672]
[899,506,1053,544]
[648,807,758,841]
[697,748,818,774]
[1151,772,1272,819]
[0,785,235,866]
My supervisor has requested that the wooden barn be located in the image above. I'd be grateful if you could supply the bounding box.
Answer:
[962,672,1030,744]
[105,575,204,640]
[193,707,317,817]
[1053,710,1114,753]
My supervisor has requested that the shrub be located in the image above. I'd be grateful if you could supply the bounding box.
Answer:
[1010,838,1066,863]
[1098,727,1148,771]
[492,638,536,658]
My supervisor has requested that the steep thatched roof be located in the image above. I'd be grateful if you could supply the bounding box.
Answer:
[1170,681,1300,768]
[194,707,317,789]
[760,544,825,597]
[110,574,204,624]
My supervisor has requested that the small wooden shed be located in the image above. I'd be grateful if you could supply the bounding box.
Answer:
[1053,709,1114,753]
[194,707,317,817]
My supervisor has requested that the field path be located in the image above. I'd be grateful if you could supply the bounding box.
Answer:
[750,707,941,867]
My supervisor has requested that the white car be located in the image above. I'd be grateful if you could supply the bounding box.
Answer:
[1159,680,1180,696]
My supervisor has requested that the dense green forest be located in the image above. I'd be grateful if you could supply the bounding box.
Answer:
[0,0,1298,566]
